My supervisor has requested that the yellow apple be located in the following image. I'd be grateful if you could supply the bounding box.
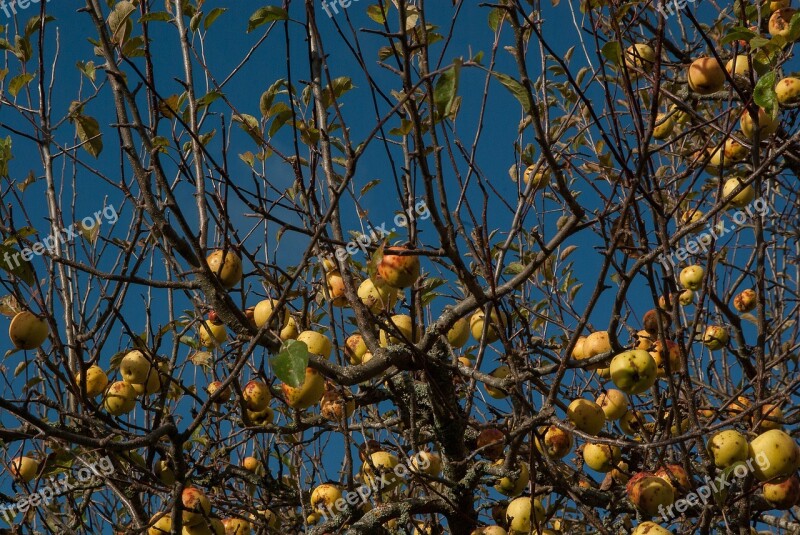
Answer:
[242,456,264,476]
[625,44,655,72]
[206,250,242,289]
[688,57,725,95]
[505,496,545,533]
[120,350,152,384]
[253,299,290,330]
[763,474,800,509]
[595,389,628,420]
[245,406,274,426]
[209,518,225,535]
[733,288,757,313]
[619,410,644,436]
[740,107,779,139]
[199,320,227,348]
[447,317,470,348]
[379,314,419,346]
[722,177,755,209]
[357,278,398,313]
[242,380,271,412]
[377,247,420,289]
[297,330,332,358]
[776,76,800,105]
[471,527,507,535]
[411,451,442,477]
[103,380,138,415]
[221,518,251,535]
[769,8,798,38]
[320,384,355,421]
[755,403,784,431]
[725,55,751,76]
[626,472,675,517]
[522,165,550,190]
[652,113,674,140]
[654,464,691,493]
[362,451,401,492]
[610,350,657,394]
[345,333,368,365]
[75,364,109,397]
[749,429,800,481]
[493,460,529,497]
[584,330,611,358]
[702,325,729,351]
[707,430,749,468]
[634,330,654,351]
[724,138,749,162]
[679,265,704,290]
[310,484,345,516]
[470,308,507,343]
[632,522,672,535]
[572,335,587,359]
[207,380,231,404]
[280,367,325,409]
[9,455,39,482]
[181,486,212,526]
[567,398,606,435]
[131,364,164,395]
[325,270,347,307]
[148,513,172,535]
[484,365,510,399]
[154,459,175,485]
[583,443,621,472]
[535,425,573,459]
[8,311,49,350]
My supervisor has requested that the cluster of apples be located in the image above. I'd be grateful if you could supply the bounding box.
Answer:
[100,349,171,416]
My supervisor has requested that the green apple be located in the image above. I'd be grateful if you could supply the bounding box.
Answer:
[749,429,800,481]
[8,311,49,350]
[567,398,606,435]
[609,350,657,394]
[707,430,749,468]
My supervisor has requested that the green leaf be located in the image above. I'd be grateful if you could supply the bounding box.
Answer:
[75,115,103,158]
[139,12,172,22]
[8,73,34,98]
[204,8,227,30]
[434,61,461,119]
[601,41,622,65]
[76,61,96,82]
[366,4,387,23]
[271,340,309,388]
[0,244,35,285]
[493,72,532,112]
[488,7,503,31]
[750,36,770,49]
[190,10,203,32]
[24,15,55,38]
[360,179,380,196]
[259,79,287,116]
[754,71,778,117]
[247,6,288,33]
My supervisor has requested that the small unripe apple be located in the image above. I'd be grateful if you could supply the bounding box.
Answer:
[357,278,398,313]
[242,380,271,412]
[769,8,798,38]
[733,288,757,313]
[688,57,725,95]
[535,425,573,459]
[447,317,470,348]
[207,380,231,404]
[484,365,510,399]
[181,486,212,526]
[652,113,674,140]
[198,320,227,348]
[522,165,550,190]
[280,367,325,409]
[75,365,109,397]
[749,429,800,481]
[610,350,657,394]
[493,460,529,497]
[626,472,675,517]
[725,55,751,77]
[411,451,442,477]
[377,247,420,289]
[654,464,691,494]
[320,384,355,421]
[707,429,749,468]
[679,265,704,290]
[643,308,671,335]
[702,325,729,351]
[379,314,420,347]
[103,380,138,415]
[763,474,800,509]
[631,521,672,534]
[776,76,800,105]
[477,427,505,459]
[624,43,655,72]
[8,311,49,350]
[650,339,681,377]
[120,350,152,384]
[595,389,628,421]
[9,455,39,482]
[469,308,507,343]
[567,398,606,435]
[345,333,368,364]
[740,107,779,139]
[505,496,545,533]
[148,513,172,535]
[583,443,621,472]
[297,330,332,358]
[206,250,242,289]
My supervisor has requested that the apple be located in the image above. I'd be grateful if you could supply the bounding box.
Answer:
[345,333,368,364]
[733,288,757,313]
[624,43,655,72]
[411,451,442,477]
[535,425,573,459]
[206,250,242,289]
[280,316,299,341]
[242,456,264,476]
[763,474,800,509]
[572,335,588,359]
[153,459,175,485]
[777,76,800,105]
[484,365,510,399]
[703,325,729,351]
[242,380,271,411]
[634,330,654,351]
[207,380,231,404]
[725,55,751,76]
[221,518,251,535]
[567,398,606,435]
[357,278,398,313]
[643,308,671,335]
[199,320,227,348]
[724,138,749,162]
[148,513,172,535]
[652,113,674,140]
[678,289,694,306]
[363,451,401,491]
[131,362,165,396]
[377,247,420,289]
[584,330,611,358]
[522,165,550,190]
[583,443,621,472]
[631,522,672,535]
[769,8,798,38]
[680,208,703,229]
[754,403,784,431]
[320,384,355,421]
[471,528,507,535]
[182,486,212,526]
[245,406,274,426]
[75,365,109,397]
[741,107,779,139]
[654,464,691,494]
[297,330,332,358]
[9,455,39,482]
[707,430,749,468]
[477,427,505,459]
[596,389,628,420]
[727,396,750,417]
[721,177,756,209]
[447,317,470,348]
[650,339,682,377]
[688,57,725,95]
[627,472,675,517]
[103,381,138,415]
[619,410,644,436]
[749,429,800,481]
[324,270,347,307]
[493,460,529,497]
[380,314,419,346]
[208,518,226,535]
[610,350,657,394]
[253,299,290,330]
[119,350,152,384]
[679,265,704,290]
[8,311,49,350]
[505,496,545,533]
[280,367,325,409]
[470,308,507,343]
